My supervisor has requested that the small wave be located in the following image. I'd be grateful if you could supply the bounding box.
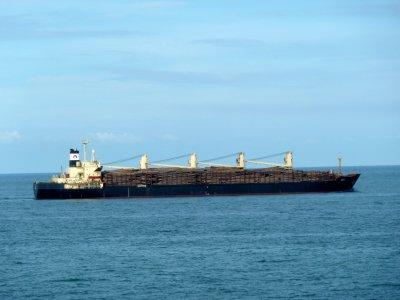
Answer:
[158,229,179,234]
[52,278,86,283]
[372,283,400,288]
[260,258,297,263]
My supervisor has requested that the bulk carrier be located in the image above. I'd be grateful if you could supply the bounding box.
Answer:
[33,142,360,200]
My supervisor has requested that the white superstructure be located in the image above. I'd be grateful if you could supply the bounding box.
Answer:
[51,142,103,189]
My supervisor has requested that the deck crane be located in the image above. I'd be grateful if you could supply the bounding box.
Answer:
[198,152,239,168]
[198,162,233,167]
[103,165,136,170]
[102,154,144,170]
[102,151,294,171]
[198,151,293,169]
[140,153,198,169]
[243,151,293,169]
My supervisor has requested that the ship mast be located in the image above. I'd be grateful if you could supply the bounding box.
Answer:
[338,156,342,174]
[82,139,89,162]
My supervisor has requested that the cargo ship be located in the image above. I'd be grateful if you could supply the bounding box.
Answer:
[33,142,360,200]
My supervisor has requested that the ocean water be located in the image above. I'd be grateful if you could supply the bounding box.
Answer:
[1,166,399,299]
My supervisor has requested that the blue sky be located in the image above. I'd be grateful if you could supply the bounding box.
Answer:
[0,0,399,173]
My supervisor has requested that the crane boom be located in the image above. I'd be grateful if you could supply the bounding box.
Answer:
[150,163,190,169]
[103,165,136,170]
[245,160,285,167]
[198,162,233,167]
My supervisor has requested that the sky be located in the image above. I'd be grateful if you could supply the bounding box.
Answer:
[0,0,399,173]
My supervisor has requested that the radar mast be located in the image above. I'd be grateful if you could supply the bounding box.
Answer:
[82,139,90,162]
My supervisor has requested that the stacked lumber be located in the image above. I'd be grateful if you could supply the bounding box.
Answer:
[102,167,338,187]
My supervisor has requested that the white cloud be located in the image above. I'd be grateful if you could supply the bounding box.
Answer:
[0,131,21,143]
[91,132,142,143]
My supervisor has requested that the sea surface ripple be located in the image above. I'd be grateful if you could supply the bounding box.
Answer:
[1,166,399,299]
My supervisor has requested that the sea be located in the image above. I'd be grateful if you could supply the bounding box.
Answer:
[1,166,399,299]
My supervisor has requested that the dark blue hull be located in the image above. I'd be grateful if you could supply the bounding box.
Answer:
[34,174,360,200]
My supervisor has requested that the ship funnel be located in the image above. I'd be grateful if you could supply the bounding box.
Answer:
[140,154,149,170]
[236,152,245,168]
[69,149,80,167]
[188,153,198,168]
[284,151,293,168]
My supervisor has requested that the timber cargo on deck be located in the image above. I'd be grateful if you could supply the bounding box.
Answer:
[33,141,360,200]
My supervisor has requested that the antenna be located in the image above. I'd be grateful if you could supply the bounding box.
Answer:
[82,139,90,162]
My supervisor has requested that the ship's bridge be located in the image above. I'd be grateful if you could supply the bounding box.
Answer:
[51,142,102,188]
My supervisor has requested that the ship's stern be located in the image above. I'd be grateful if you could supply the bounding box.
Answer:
[33,182,66,199]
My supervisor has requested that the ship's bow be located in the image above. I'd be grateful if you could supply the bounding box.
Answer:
[340,173,360,191]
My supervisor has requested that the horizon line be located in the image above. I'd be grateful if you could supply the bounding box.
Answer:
[1,164,399,175]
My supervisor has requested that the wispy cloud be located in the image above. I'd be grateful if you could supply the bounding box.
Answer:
[367,134,400,140]
[107,68,232,85]
[304,138,319,144]
[0,131,22,143]
[90,132,142,143]
[0,28,139,40]
[103,65,336,88]
[160,133,179,141]
[130,1,186,9]
[0,13,140,40]
[258,2,400,18]
[194,38,265,48]
[333,2,400,17]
